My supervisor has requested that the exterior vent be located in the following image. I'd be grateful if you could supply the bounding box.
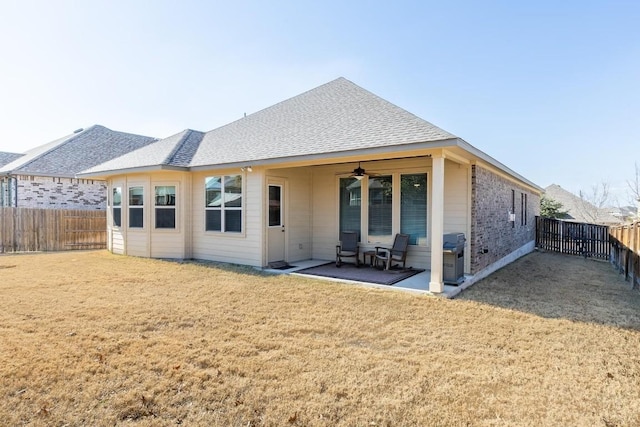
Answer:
[73,128,84,134]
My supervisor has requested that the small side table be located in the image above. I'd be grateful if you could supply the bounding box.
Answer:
[363,250,376,267]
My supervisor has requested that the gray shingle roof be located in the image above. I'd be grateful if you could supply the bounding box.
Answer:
[191,77,456,167]
[81,78,457,174]
[81,129,205,174]
[0,151,23,168]
[0,125,157,177]
[544,184,622,225]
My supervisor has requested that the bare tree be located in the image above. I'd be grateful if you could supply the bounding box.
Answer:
[627,162,640,220]
[576,182,610,224]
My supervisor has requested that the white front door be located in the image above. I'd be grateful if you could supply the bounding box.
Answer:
[267,179,286,264]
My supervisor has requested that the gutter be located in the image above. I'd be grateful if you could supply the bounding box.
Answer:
[77,136,543,193]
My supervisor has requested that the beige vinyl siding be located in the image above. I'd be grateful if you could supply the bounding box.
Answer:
[267,168,313,263]
[190,170,263,267]
[443,160,471,273]
[126,230,149,257]
[443,160,469,233]
[111,230,125,255]
[106,172,189,259]
[150,231,185,259]
[311,166,338,262]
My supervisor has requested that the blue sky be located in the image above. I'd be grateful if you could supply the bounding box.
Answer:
[1,1,639,205]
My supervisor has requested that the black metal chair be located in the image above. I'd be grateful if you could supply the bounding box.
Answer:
[375,233,410,270]
[336,231,360,267]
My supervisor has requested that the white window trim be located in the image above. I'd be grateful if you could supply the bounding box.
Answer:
[204,174,244,234]
[128,185,145,230]
[111,184,123,229]
[337,167,430,249]
[153,183,179,231]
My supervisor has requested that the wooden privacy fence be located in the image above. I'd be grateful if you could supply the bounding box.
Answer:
[609,221,640,290]
[0,207,106,253]
[535,217,610,260]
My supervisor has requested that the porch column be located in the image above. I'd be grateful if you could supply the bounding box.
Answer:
[429,154,445,293]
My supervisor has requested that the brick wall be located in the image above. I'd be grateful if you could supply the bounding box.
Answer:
[15,175,106,210]
[470,165,540,273]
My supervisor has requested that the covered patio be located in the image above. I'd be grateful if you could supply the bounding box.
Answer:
[263,259,477,298]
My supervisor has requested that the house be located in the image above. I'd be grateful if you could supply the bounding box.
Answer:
[544,184,623,225]
[608,205,639,222]
[79,78,542,292]
[0,125,156,210]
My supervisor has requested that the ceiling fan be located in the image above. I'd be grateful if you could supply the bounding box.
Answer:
[351,162,366,180]
[340,161,379,180]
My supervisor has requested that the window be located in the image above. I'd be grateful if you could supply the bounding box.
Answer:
[112,187,122,227]
[268,184,281,227]
[511,189,515,228]
[401,174,427,245]
[129,186,144,228]
[368,175,393,243]
[339,172,428,246]
[339,177,361,241]
[205,175,242,232]
[155,185,176,229]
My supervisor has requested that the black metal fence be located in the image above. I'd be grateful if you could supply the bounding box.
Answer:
[535,217,610,260]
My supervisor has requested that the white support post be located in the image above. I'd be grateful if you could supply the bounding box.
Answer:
[429,154,445,293]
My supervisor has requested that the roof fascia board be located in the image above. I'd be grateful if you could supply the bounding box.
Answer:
[456,139,543,193]
[189,138,460,172]
[77,164,188,179]
[79,136,541,194]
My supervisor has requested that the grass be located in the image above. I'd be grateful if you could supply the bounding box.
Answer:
[0,250,639,426]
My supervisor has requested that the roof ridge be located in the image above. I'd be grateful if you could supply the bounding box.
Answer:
[204,77,347,134]
[165,129,204,165]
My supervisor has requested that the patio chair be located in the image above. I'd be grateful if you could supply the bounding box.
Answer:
[374,233,410,270]
[336,231,360,268]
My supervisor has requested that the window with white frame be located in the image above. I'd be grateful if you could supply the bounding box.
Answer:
[128,186,144,228]
[112,186,122,227]
[368,175,393,243]
[339,172,428,246]
[400,173,427,245]
[339,177,362,241]
[205,175,242,232]
[155,185,176,229]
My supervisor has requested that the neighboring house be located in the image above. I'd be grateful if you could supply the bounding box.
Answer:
[544,184,623,225]
[79,77,542,292]
[0,125,156,210]
[608,205,639,222]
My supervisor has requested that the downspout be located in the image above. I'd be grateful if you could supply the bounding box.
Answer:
[12,176,18,207]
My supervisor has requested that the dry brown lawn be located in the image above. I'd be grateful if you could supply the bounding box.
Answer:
[0,250,639,426]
